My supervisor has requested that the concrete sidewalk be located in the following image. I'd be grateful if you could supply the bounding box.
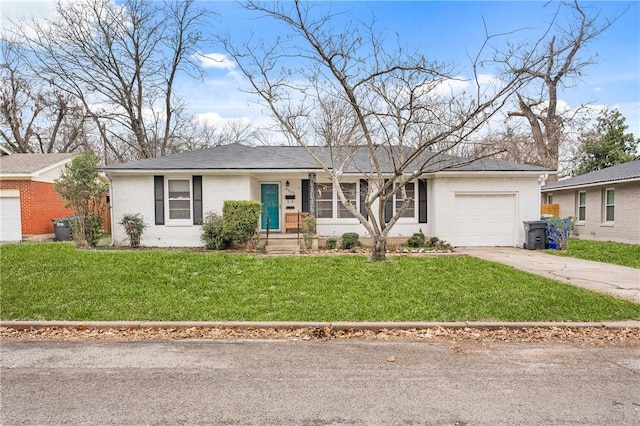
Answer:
[460,247,640,303]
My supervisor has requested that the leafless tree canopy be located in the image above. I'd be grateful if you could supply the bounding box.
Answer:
[496,1,617,175]
[5,0,210,162]
[225,0,524,260]
[0,38,90,153]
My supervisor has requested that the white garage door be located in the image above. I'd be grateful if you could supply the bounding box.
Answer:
[0,190,22,242]
[454,193,516,246]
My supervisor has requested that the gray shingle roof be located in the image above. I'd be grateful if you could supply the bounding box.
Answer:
[542,158,640,190]
[0,153,75,174]
[102,143,551,174]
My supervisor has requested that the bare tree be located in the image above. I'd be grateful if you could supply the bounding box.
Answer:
[0,38,90,153]
[224,1,524,261]
[499,1,618,176]
[11,0,209,162]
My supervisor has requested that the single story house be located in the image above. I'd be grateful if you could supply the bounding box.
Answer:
[541,158,640,244]
[103,143,551,248]
[0,153,75,241]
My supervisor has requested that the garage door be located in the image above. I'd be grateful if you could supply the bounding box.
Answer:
[454,193,516,246]
[0,190,22,242]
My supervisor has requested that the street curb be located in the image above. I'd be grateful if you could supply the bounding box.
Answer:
[2,320,640,330]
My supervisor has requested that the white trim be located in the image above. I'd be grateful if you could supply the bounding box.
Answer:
[603,187,615,223]
[541,176,640,192]
[165,176,193,226]
[0,189,20,198]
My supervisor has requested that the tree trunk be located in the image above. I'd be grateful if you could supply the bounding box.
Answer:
[370,235,387,262]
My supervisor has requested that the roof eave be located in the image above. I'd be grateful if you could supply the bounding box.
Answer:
[542,176,640,192]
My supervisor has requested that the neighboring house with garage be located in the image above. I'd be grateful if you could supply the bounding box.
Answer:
[0,153,75,242]
[103,143,551,248]
[541,158,640,245]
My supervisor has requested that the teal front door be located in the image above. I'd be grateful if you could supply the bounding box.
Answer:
[260,183,279,230]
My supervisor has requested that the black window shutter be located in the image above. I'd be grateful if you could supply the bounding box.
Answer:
[301,179,309,212]
[359,179,368,220]
[154,175,164,225]
[384,180,393,223]
[418,179,427,223]
[193,175,203,225]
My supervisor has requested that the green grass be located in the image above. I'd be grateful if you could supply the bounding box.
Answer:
[545,239,640,269]
[1,243,639,322]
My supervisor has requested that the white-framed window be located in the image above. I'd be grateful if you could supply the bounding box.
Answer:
[338,182,357,218]
[316,182,334,219]
[546,194,553,204]
[577,191,586,221]
[316,181,360,219]
[394,182,415,218]
[167,178,191,220]
[604,188,615,222]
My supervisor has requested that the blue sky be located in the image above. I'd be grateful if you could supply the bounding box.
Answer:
[2,0,639,138]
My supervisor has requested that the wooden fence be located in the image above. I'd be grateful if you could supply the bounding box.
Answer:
[541,203,559,217]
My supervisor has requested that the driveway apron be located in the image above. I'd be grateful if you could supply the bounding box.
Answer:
[460,247,640,303]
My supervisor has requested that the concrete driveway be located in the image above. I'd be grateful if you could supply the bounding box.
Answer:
[460,247,640,303]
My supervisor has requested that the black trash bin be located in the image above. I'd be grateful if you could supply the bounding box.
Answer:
[52,217,75,241]
[523,220,547,250]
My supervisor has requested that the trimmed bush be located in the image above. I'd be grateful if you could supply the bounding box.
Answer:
[340,232,360,250]
[326,237,337,250]
[406,232,425,248]
[201,212,230,250]
[222,201,262,246]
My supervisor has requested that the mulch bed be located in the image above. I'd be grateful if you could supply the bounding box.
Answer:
[2,325,639,346]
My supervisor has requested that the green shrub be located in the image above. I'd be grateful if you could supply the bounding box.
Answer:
[300,215,316,249]
[222,201,262,246]
[119,214,147,248]
[406,232,425,248]
[340,232,360,250]
[326,237,337,250]
[427,236,440,247]
[74,213,104,248]
[201,213,230,250]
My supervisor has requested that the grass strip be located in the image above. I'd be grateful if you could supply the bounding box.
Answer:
[2,243,638,322]
[545,239,640,269]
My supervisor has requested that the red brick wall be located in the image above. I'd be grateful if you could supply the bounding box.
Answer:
[0,180,73,235]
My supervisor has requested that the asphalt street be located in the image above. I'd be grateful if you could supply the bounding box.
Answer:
[1,339,639,425]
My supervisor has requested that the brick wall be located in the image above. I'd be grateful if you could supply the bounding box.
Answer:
[0,180,72,236]
[543,181,640,244]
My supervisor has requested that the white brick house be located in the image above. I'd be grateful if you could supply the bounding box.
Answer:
[103,144,550,247]
[541,158,640,244]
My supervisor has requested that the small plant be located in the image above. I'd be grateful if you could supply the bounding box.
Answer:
[433,239,452,251]
[300,215,316,249]
[406,232,426,248]
[341,232,360,250]
[428,236,440,247]
[119,214,147,248]
[326,237,337,250]
[201,212,230,250]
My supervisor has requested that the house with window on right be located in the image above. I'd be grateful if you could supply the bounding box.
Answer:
[541,157,640,244]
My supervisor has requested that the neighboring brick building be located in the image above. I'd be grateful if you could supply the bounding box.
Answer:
[541,158,640,245]
[0,153,75,241]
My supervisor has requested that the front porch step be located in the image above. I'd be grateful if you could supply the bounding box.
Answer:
[260,232,305,254]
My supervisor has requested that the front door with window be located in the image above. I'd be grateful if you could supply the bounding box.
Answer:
[260,183,280,230]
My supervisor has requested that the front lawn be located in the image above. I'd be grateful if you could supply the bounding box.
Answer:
[546,239,640,269]
[1,243,639,322]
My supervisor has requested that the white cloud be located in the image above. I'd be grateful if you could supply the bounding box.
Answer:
[195,52,236,70]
